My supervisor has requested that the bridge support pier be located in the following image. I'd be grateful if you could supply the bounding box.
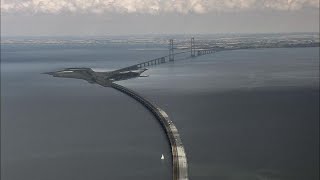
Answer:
[191,37,196,57]
[169,39,174,61]
[161,57,165,63]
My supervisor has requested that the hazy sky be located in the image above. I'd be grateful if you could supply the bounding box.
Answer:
[1,0,319,36]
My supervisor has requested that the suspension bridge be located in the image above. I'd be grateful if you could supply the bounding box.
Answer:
[112,38,217,180]
[45,35,319,179]
[46,37,217,180]
[112,37,217,73]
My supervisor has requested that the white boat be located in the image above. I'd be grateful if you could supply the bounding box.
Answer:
[161,154,164,160]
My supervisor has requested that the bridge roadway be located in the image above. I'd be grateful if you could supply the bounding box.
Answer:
[113,47,216,73]
[110,83,189,180]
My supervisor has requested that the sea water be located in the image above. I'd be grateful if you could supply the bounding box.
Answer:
[1,37,319,180]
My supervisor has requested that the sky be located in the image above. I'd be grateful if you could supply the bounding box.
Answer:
[1,0,319,36]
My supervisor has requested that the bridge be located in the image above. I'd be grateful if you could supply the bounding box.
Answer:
[45,36,319,179]
[46,37,217,180]
[108,37,319,179]
[111,83,188,180]
[111,38,217,180]
[112,37,217,73]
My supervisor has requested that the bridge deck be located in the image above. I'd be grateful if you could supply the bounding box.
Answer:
[111,83,189,180]
[112,44,216,73]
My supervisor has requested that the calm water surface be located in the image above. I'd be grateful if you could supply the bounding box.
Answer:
[1,41,319,180]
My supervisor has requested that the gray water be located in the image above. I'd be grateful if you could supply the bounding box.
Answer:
[1,39,319,180]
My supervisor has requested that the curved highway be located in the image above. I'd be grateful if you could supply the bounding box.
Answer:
[111,83,189,180]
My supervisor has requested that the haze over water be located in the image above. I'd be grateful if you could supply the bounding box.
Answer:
[1,34,319,180]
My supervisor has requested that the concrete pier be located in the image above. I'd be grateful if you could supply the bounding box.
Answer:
[111,83,189,180]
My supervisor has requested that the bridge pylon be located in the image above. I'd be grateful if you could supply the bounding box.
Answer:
[191,37,196,57]
[169,39,174,61]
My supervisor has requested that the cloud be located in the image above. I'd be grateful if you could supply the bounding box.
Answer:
[1,0,319,14]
